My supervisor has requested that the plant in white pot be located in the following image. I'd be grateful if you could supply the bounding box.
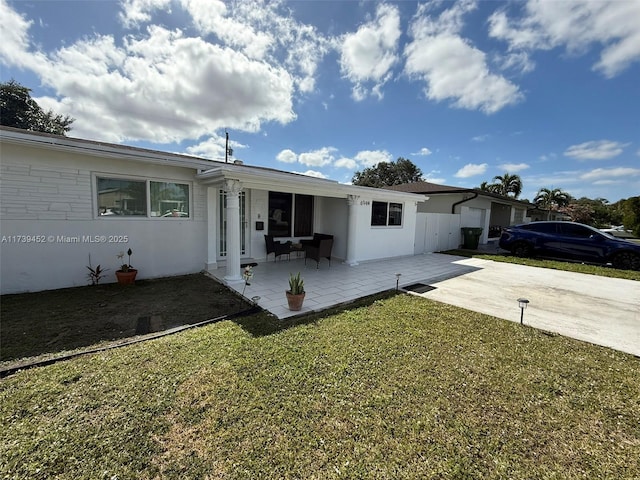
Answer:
[286,272,305,311]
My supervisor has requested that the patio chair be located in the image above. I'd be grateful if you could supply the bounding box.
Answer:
[264,235,291,262]
[303,235,334,269]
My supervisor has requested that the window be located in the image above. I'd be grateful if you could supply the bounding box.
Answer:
[268,191,314,237]
[150,181,189,217]
[388,203,403,226]
[513,208,524,223]
[97,178,146,216]
[371,201,403,226]
[269,192,292,237]
[522,223,557,234]
[559,223,594,238]
[97,177,189,218]
[294,194,313,236]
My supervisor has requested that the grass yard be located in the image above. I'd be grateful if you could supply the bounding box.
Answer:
[1,294,638,479]
[442,250,640,281]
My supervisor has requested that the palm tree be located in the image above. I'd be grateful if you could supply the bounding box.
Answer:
[492,173,523,198]
[534,187,571,220]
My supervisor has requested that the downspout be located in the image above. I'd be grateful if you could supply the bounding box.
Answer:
[451,192,478,214]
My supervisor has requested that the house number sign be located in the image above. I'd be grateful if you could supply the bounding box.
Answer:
[360,200,370,206]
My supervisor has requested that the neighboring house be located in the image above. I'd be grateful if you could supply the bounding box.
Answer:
[0,127,425,294]
[386,181,531,252]
[527,206,571,222]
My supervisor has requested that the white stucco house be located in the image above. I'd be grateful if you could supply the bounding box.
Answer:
[387,181,532,253]
[0,127,426,294]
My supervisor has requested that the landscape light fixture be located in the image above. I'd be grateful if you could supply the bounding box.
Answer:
[518,298,530,325]
[395,273,402,291]
[251,296,261,305]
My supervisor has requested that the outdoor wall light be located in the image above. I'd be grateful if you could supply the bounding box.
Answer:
[517,298,530,325]
[395,273,402,291]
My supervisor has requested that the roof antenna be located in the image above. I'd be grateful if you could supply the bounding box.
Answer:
[225,130,233,163]
[225,130,229,163]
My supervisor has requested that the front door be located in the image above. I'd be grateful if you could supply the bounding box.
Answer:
[218,190,249,259]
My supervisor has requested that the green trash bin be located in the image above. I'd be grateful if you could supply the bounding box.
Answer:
[461,227,483,249]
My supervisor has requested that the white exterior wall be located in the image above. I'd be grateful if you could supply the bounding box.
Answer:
[0,143,206,293]
[417,195,456,214]
[315,196,348,260]
[350,196,418,263]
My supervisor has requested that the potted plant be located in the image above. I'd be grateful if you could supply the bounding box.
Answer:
[286,272,305,311]
[115,248,137,285]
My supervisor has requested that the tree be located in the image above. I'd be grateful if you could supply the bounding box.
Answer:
[352,157,423,187]
[0,80,74,135]
[622,196,640,237]
[564,203,594,224]
[479,181,499,193]
[491,172,523,198]
[534,187,571,219]
[566,197,622,228]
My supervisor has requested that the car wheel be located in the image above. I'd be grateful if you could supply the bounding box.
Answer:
[511,242,532,257]
[612,252,640,271]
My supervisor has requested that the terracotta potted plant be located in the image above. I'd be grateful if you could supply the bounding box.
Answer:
[286,272,305,311]
[115,248,137,285]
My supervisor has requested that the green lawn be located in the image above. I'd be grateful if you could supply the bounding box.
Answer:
[1,295,638,479]
[442,250,640,281]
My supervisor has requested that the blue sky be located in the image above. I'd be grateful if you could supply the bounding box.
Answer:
[1,0,639,202]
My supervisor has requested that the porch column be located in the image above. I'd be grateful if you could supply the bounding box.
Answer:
[205,186,218,271]
[224,179,243,282]
[344,194,359,266]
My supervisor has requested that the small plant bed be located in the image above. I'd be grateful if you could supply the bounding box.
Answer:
[0,295,638,478]
[0,273,252,363]
[441,249,640,281]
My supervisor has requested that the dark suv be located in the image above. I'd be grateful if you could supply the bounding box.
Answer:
[499,221,640,270]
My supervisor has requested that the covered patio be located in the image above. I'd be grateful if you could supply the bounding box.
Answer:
[210,253,480,319]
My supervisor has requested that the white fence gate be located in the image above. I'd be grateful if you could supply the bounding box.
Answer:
[415,213,461,254]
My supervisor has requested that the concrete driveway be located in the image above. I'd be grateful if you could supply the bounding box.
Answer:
[413,257,640,357]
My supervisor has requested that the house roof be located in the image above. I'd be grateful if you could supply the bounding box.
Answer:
[385,181,532,207]
[386,181,471,194]
[0,126,424,203]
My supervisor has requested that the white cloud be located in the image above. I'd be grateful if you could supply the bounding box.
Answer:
[335,157,358,169]
[580,167,640,181]
[354,149,393,167]
[411,147,432,156]
[472,134,490,142]
[538,153,557,162]
[454,163,488,178]
[404,1,522,114]
[0,0,46,69]
[186,135,225,159]
[495,51,535,74]
[276,149,298,163]
[119,0,171,29]
[0,1,337,143]
[489,1,640,78]
[564,140,629,160]
[339,3,401,101]
[298,147,337,167]
[423,171,446,184]
[3,15,296,143]
[297,170,328,179]
[498,163,529,172]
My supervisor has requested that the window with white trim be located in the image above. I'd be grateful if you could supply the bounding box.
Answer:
[97,177,190,218]
[268,191,314,237]
[371,201,403,226]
